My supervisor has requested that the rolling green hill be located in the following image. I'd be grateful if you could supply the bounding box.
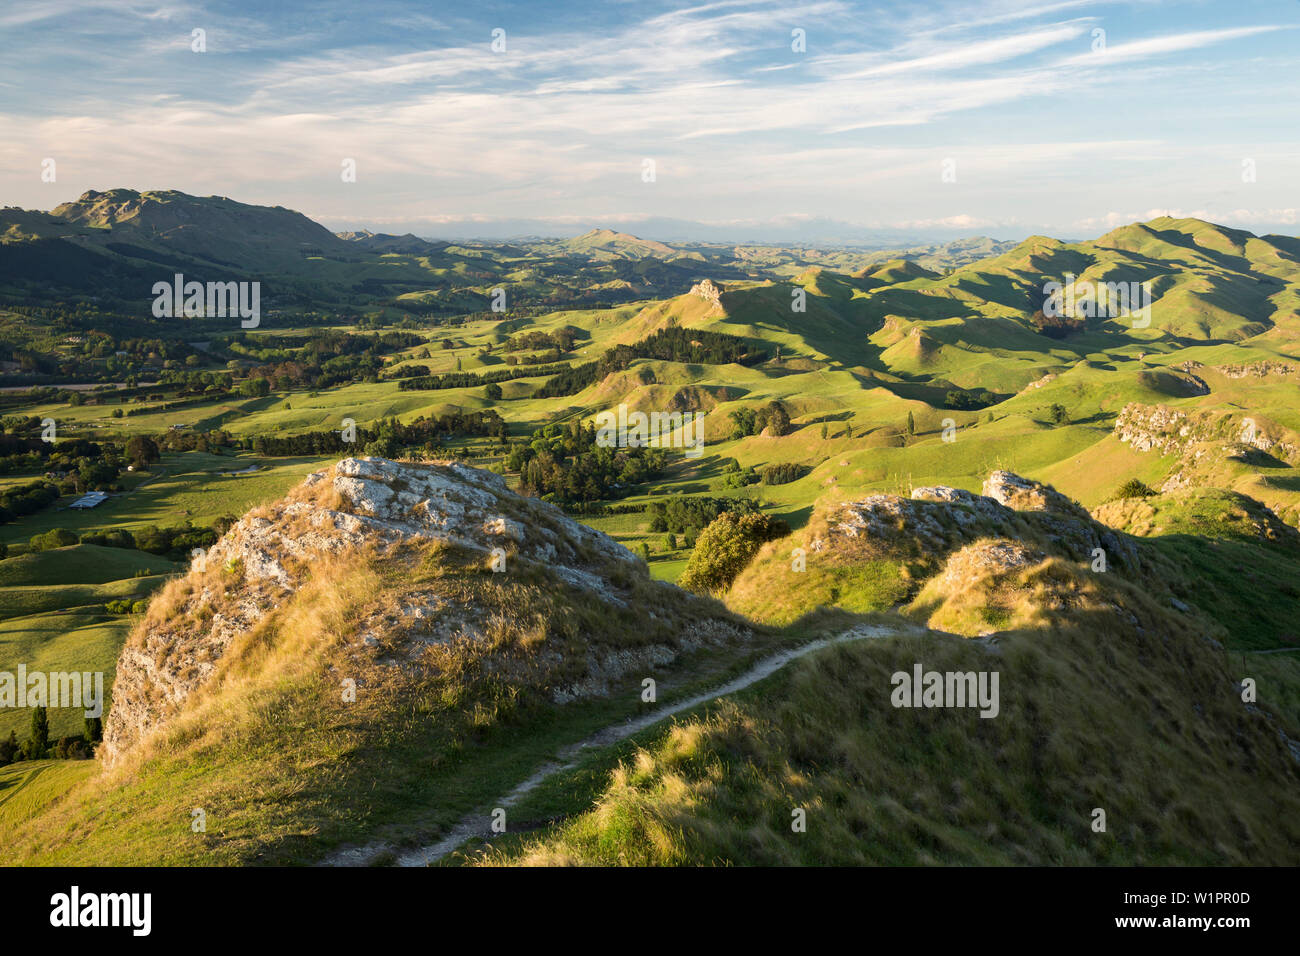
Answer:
[2,194,1299,868]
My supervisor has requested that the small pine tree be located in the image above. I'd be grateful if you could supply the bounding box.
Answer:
[906,411,915,436]
[666,533,677,551]
[638,542,651,562]
[84,716,103,744]
[820,423,828,440]
[844,423,853,439]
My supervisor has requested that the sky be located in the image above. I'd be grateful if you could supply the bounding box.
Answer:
[2,0,1298,242]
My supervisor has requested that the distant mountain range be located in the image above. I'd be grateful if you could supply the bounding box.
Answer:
[3,190,1298,344]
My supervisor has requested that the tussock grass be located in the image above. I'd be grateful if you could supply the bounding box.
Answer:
[479,603,1300,866]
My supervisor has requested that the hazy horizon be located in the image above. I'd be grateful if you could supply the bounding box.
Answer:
[4,0,1298,240]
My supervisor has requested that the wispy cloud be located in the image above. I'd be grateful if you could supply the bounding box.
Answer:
[0,0,1296,238]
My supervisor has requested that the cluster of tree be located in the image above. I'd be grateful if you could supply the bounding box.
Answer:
[647,495,763,535]
[226,330,424,392]
[26,520,232,560]
[505,328,578,353]
[558,501,648,518]
[242,410,508,458]
[105,599,148,614]
[944,389,997,411]
[79,529,137,548]
[1031,309,1086,339]
[505,349,563,366]
[134,522,229,561]
[386,364,431,379]
[718,460,760,489]
[156,429,232,454]
[397,363,570,391]
[0,427,159,494]
[677,511,789,595]
[507,420,667,502]
[0,708,102,765]
[728,401,792,439]
[533,328,766,400]
[0,480,60,526]
[760,462,810,485]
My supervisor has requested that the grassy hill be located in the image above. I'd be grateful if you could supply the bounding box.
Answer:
[2,197,1300,867]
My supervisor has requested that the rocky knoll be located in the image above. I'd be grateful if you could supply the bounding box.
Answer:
[1115,402,1299,466]
[811,470,1138,573]
[102,458,747,767]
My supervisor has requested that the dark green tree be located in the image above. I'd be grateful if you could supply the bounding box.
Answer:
[26,705,49,760]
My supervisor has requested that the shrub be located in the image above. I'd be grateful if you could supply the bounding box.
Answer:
[1111,478,1157,501]
[678,511,789,595]
[80,529,136,549]
[29,528,78,552]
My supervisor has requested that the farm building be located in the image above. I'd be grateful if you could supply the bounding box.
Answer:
[69,491,110,509]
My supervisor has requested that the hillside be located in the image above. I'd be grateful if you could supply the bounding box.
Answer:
[469,473,1300,865]
[3,458,752,864]
[6,463,1298,866]
[2,194,1300,869]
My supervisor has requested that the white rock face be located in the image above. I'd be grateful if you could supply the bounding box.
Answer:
[100,458,665,767]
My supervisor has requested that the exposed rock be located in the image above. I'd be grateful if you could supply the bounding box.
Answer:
[689,278,725,306]
[1216,361,1298,379]
[1114,402,1300,492]
[808,474,1139,574]
[102,458,743,767]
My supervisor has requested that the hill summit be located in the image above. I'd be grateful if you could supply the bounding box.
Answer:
[102,457,748,767]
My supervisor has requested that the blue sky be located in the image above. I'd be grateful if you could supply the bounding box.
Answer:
[2,0,1298,241]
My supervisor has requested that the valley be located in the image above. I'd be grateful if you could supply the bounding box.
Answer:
[1,189,1298,866]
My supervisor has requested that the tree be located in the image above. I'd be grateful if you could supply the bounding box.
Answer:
[84,716,103,745]
[125,435,161,468]
[239,376,271,398]
[484,382,503,401]
[820,423,828,440]
[678,511,789,595]
[762,401,791,436]
[0,730,18,766]
[26,706,49,760]
[906,410,916,436]
[1048,403,1069,426]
